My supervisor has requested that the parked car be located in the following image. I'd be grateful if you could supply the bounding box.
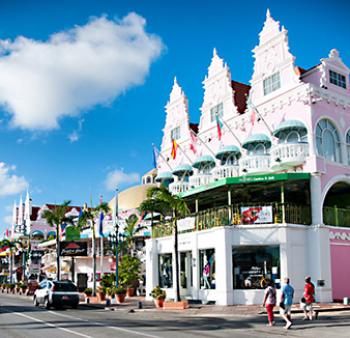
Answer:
[33,280,79,309]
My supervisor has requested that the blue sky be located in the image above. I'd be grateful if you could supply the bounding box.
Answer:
[0,0,349,233]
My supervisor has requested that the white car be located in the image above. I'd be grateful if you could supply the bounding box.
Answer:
[33,280,79,309]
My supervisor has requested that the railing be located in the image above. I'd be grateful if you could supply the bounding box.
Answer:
[239,155,271,175]
[323,206,350,227]
[169,181,190,194]
[189,173,212,188]
[152,203,311,238]
[212,165,239,180]
[270,143,309,168]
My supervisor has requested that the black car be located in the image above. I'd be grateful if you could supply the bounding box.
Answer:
[33,280,79,309]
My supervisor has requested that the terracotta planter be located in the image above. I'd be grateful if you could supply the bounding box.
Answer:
[116,293,126,303]
[163,300,189,310]
[154,298,165,308]
[97,292,106,301]
[126,287,135,297]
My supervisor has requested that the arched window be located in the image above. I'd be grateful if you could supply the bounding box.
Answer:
[316,119,342,163]
[146,176,152,184]
[246,143,267,155]
[346,130,350,165]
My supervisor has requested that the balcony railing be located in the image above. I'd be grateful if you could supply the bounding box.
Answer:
[270,143,309,169]
[169,181,190,195]
[152,202,311,238]
[239,155,271,175]
[189,173,212,188]
[212,165,239,180]
[323,206,350,227]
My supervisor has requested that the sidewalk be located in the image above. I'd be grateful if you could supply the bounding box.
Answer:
[79,294,350,316]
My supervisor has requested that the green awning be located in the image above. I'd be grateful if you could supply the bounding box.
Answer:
[192,155,216,169]
[31,230,44,238]
[172,164,193,176]
[215,145,241,160]
[155,171,174,182]
[273,120,307,138]
[242,133,271,149]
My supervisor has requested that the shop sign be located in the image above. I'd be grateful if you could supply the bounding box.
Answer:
[241,206,273,224]
[30,250,44,259]
[178,217,195,232]
[59,241,87,256]
[237,175,278,184]
[65,226,80,241]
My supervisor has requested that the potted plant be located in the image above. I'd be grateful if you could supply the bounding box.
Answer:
[19,282,27,295]
[118,255,141,298]
[84,287,92,298]
[9,283,15,293]
[115,286,126,304]
[97,286,106,301]
[151,286,166,308]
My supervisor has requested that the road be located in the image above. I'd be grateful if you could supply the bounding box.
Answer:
[1,293,350,338]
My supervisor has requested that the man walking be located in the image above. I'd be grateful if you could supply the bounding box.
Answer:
[302,276,315,320]
[280,277,294,329]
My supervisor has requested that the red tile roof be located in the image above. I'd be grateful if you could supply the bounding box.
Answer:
[231,80,251,114]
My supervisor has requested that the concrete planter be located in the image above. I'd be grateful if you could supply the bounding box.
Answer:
[163,300,189,310]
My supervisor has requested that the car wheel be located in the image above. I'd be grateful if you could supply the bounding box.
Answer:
[72,303,78,309]
[44,297,51,309]
[33,296,39,307]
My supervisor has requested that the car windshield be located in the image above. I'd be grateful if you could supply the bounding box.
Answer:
[53,282,77,291]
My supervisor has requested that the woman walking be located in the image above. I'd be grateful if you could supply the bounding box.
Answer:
[262,279,276,326]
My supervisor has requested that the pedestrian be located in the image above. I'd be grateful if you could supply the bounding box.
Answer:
[280,277,294,329]
[302,276,315,320]
[262,279,276,326]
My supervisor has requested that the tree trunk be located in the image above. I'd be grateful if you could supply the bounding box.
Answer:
[92,221,97,296]
[56,224,60,280]
[174,217,181,302]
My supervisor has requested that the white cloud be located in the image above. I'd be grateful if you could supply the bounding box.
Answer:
[0,13,163,130]
[0,162,28,197]
[105,169,140,190]
[68,131,79,143]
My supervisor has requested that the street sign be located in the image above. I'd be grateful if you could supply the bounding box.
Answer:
[59,241,87,256]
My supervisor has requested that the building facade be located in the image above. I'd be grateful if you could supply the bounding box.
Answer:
[146,10,350,305]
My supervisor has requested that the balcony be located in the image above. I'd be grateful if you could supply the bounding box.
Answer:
[212,165,239,180]
[270,143,309,170]
[152,202,311,238]
[239,155,271,175]
[169,181,190,194]
[189,173,212,188]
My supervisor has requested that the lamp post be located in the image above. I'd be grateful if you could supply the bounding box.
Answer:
[113,189,119,287]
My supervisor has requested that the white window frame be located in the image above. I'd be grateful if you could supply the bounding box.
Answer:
[210,102,224,122]
[170,126,181,141]
[329,70,346,89]
[263,72,281,96]
[316,119,342,163]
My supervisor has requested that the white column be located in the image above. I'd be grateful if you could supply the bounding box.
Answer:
[145,238,158,300]
[215,228,232,305]
[192,233,199,299]
[310,173,323,225]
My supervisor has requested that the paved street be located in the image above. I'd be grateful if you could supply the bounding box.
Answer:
[1,294,350,338]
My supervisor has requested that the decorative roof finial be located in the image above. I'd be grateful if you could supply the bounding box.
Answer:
[329,48,340,58]
[266,8,271,18]
[174,76,178,85]
[213,47,217,57]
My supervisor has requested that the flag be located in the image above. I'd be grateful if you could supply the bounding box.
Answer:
[216,114,223,140]
[152,145,160,168]
[99,211,104,238]
[189,130,198,154]
[251,109,256,126]
[171,139,178,160]
[5,228,9,238]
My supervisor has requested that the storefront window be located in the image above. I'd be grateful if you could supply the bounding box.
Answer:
[199,249,215,289]
[158,254,172,288]
[232,246,280,289]
[180,251,193,289]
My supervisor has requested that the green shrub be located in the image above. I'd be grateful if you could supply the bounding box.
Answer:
[151,286,166,300]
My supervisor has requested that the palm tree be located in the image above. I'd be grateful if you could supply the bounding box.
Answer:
[140,186,189,302]
[42,200,73,281]
[77,202,110,296]
[123,213,147,255]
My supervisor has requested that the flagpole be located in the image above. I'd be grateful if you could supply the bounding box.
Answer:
[190,130,217,157]
[216,114,242,146]
[99,196,104,278]
[247,93,273,135]
[152,143,174,172]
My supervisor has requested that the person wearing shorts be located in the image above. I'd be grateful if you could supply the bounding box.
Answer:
[302,276,315,320]
[280,277,294,329]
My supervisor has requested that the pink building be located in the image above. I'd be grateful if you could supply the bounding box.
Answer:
[146,10,350,304]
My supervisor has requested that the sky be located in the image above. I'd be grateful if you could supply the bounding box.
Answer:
[0,0,349,233]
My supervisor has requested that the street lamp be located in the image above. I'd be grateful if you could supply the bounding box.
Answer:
[113,189,119,287]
